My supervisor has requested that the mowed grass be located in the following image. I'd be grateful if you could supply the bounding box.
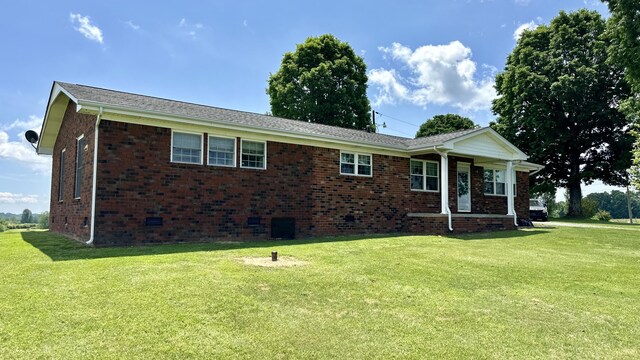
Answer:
[1,227,639,359]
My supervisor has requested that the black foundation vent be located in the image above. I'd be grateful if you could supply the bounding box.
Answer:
[271,217,295,239]
[247,216,261,226]
[145,217,163,226]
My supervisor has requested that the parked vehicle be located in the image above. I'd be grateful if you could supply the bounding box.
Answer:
[529,199,548,221]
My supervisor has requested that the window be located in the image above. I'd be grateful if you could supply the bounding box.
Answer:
[340,152,372,176]
[208,136,236,167]
[74,135,84,199]
[410,160,439,191]
[59,148,65,202]
[172,132,202,164]
[241,140,266,169]
[484,168,517,196]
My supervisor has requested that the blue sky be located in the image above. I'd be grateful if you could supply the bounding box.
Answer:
[0,0,620,213]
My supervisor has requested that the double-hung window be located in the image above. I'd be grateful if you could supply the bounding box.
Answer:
[410,160,439,191]
[208,136,236,167]
[484,168,516,196]
[172,132,202,164]
[340,152,372,176]
[241,140,266,169]
[74,135,84,199]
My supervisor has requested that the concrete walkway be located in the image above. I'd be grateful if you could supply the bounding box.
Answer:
[535,221,640,231]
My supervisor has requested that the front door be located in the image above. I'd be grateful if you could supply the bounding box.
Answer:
[457,163,471,212]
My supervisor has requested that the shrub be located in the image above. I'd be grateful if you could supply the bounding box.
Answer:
[7,223,37,230]
[0,221,6,232]
[38,211,49,229]
[581,198,598,218]
[592,210,612,222]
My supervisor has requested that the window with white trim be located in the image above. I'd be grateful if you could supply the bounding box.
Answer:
[484,168,517,196]
[59,148,65,202]
[241,140,266,169]
[74,135,84,199]
[208,136,236,167]
[410,159,439,191]
[172,132,202,164]
[340,152,372,176]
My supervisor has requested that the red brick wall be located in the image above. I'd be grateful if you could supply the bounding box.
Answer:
[49,101,95,242]
[309,149,411,236]
[48,104,534,245]
[94,120,315,245]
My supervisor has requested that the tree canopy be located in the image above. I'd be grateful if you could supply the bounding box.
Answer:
[491,10,633,217]
[21,209,32,224]
[415,114,477,138]
[604,0,640,91]
[267,34,372,131]
[604,1,640,188]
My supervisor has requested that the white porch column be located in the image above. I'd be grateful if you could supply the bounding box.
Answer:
[506,160,514,216]
[440,152,449,215]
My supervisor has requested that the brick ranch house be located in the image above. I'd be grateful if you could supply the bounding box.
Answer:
[36,82,543,246]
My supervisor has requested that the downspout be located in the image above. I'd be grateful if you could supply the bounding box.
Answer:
[509,161,523,227]
[433,146,453,232]
[86,107,103,245]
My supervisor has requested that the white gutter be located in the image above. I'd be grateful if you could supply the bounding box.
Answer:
[433,146,453,232]
[76,102,411,153]
[86,106,103,245]
[529,167,543,176]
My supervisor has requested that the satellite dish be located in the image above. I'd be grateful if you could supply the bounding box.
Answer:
[25,130,39,143]
[25,130,39,150]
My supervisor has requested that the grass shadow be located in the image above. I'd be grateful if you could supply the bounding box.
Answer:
[447,228,550,241]
[20,231,406,262]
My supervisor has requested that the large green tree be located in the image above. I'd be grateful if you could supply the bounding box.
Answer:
[604,0,640,90]
[267,34,372,130]
[604,0,640,188]
[415,114,477,138]
[491,10,633,217]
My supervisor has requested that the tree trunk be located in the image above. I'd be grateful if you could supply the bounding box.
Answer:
[567,181,583,217]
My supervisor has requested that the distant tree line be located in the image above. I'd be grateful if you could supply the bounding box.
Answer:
[546,190,639,219]
[0,209,49,230]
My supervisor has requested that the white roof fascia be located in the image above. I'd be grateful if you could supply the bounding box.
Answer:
[37,83,78,154]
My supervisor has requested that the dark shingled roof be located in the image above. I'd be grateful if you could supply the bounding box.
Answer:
[57,82,484,150]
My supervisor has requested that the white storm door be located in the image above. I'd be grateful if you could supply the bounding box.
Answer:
[457,163,471,212]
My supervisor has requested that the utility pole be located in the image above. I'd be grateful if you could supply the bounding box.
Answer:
[627,185,633,224]
[371,110,376,131]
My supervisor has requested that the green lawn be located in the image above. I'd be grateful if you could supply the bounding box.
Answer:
[1,228,638,359]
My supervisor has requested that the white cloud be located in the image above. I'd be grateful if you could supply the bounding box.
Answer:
[126,20,140,31]
[243,19,248,27]
[368,69,409,106]
[369,41,496,111]
[0,131,51,174]
[6,115,42,131]
[513,21,538,41]
[70,13,104,43]
[514,0,531,5]
[0,192,39,205]
[178,18,203,39]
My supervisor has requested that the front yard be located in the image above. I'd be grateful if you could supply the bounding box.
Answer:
[1,226,638,359]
